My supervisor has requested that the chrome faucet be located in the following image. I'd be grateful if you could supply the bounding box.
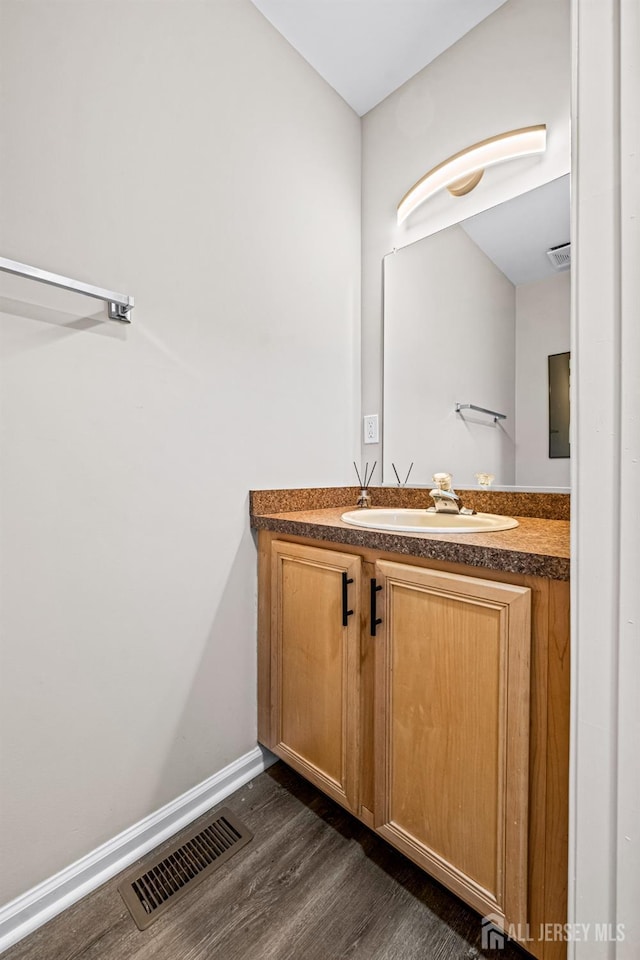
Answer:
[429,487,461,513]
[428,473,475,515]
[429,473,461,514]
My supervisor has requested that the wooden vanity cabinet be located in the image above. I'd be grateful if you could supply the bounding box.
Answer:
[267,540,362,814]
[258,531,570,960]
[373,560,531,928]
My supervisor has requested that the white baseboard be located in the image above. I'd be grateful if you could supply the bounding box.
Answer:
[0,745,277,955]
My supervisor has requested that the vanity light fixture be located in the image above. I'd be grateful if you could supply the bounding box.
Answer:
[397,124,547,224]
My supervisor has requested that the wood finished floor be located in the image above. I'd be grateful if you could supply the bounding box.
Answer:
[4,762,526,960]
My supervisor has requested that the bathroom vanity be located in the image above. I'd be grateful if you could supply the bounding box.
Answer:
[251,487,570,960]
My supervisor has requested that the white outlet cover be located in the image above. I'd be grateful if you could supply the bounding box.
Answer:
[364,414,379,444]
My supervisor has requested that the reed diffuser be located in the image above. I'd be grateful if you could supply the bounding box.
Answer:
[353,461,376,508]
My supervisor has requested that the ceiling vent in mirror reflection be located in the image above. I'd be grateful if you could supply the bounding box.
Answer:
[546,242,571,270]
[397,125,547,225]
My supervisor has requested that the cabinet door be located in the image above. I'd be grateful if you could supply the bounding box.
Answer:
[271,540,361,814]
[374,560,531,929]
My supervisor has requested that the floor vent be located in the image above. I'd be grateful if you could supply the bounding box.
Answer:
[118,807,253,930]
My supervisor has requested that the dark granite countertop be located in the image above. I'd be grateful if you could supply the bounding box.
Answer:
[251,503,570,581]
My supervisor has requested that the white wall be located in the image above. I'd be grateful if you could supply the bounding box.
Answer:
[384,226,515,486]
[515,271,571,486]
[362,0,571,482]
[0,0,360,906]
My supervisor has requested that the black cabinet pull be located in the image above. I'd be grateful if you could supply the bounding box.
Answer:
[341,573,354,627]
[370,578,383,636]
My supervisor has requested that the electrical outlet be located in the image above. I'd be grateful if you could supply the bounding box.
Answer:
[363,414,379,444]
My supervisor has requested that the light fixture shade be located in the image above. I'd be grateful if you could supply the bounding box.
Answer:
[397,125,547,224]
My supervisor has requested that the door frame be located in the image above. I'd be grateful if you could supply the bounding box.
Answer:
[570,0,640,954]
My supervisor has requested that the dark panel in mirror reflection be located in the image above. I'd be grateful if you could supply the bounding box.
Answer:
[549,351,570,458]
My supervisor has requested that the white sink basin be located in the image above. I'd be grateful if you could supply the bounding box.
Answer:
[341,508,519,534]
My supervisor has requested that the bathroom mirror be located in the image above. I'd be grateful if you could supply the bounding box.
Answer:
[383,174,571,489]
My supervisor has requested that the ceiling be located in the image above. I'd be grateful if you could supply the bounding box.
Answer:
[249,0,508,116]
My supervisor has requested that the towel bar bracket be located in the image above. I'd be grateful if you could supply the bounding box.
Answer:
[108,301,133,322]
